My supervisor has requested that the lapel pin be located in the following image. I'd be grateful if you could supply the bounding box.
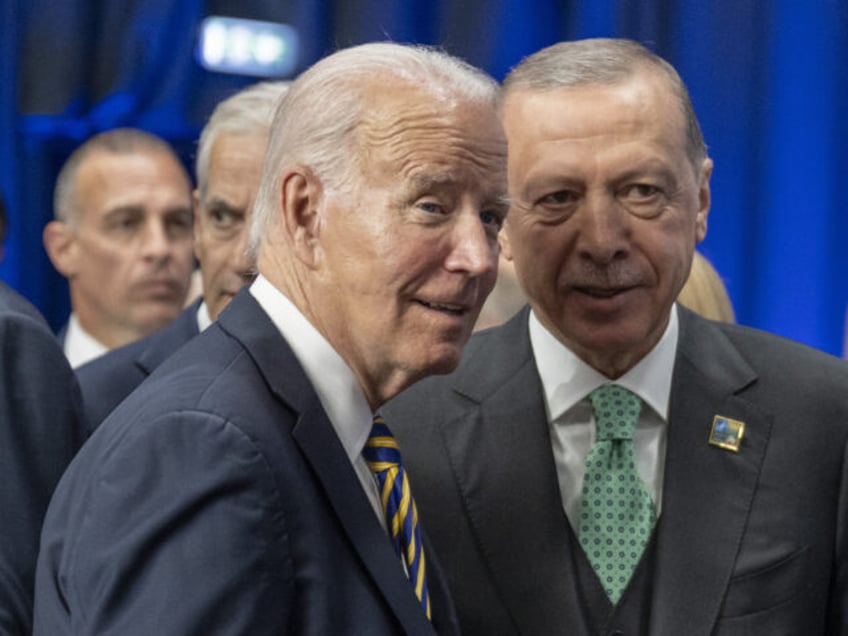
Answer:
[708,415,745,452]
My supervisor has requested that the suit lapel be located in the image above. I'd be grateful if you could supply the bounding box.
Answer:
[218,290,437,636]
[441,310,585,632]
[650,309,773,635]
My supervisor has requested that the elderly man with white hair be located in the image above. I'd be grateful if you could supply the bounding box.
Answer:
[34,42,507,635]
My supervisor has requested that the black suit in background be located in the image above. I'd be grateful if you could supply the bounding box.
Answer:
[384,305,848,635]
[34,290,459,634]
[75,299,201,434]
[0,282,85,635]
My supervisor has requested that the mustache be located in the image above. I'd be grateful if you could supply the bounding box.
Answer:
[567,262,645,289]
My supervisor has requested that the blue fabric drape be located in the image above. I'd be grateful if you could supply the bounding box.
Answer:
[2,0,846,355]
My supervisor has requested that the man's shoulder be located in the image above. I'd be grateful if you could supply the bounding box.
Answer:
[112,316,291,435]
[76,304,200,433]
[684,309,848,380]
[0,281,50,330]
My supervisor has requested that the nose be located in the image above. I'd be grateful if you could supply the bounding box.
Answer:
[576,192,630,264]
[444,209,498,278]
[141,218,172,262]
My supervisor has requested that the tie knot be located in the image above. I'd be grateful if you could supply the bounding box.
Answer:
[363,415,402,473]
[589,384,642,441]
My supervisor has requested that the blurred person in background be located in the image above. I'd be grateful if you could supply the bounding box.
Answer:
[43,128,195,368]
[677,250,735,323]
[76,82,289,432]
[0,279,84,634]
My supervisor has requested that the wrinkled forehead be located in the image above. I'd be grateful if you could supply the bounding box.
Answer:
[502,71,689,154]
[357,86,506,185]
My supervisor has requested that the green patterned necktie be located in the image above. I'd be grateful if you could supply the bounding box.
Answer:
[578,384,656,604]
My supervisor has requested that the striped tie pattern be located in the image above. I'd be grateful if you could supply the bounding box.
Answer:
[363,415,431,620]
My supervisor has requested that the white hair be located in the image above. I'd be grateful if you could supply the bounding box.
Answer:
[195,81,290,197]
[248,42,499,254]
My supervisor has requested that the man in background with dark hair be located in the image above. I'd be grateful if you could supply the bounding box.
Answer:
[43,128,195,368]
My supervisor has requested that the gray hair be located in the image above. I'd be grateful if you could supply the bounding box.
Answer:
[248,41,499,254]
[53,128,184,226]
[195,81,290,197]
[503,38,707,170]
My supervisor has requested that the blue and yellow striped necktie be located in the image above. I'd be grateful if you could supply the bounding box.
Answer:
[363,415,431,620]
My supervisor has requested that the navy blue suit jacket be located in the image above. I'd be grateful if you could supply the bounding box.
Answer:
[0,282,84,634]
[76,300,202,434]
[34,289,459,635]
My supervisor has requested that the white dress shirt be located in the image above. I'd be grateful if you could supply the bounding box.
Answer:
[63,313,108,369]
[529,305,679,533]
[195,301,212,332]
[249,275,386,529]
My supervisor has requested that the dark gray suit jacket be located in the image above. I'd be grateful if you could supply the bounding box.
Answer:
[76,300,201,434]
[0,282,84,635]
[34,289,459,635]
[384,305,848,635]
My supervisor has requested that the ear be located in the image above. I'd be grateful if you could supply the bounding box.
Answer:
[279,167,326,269]
[499,222,514,261]
[694,158,713,243]
[43,221,79,277]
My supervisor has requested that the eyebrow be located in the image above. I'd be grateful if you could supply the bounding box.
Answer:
[204,197,244,213]
[408,173,457,190]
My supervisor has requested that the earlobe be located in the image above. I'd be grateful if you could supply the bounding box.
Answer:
[43,221,77,276]
[280,167,325,269]
[500,223,514,261]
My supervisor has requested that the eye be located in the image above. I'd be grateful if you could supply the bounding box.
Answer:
[479,202,508,235]
[538,190,580,207]
[528,188,580,224]
[118,215,140,229]
[479,210,500,228]
[618,183,666,218]
[416,201,445,215]
[210,207,237,228]
[104,210,143,236]
[621,183,661,201]
[165,210,193,238]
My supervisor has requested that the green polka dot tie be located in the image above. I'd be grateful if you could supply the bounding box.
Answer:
[578,384,656,604]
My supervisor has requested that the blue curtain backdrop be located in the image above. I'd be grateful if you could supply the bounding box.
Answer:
[1,0,846,355]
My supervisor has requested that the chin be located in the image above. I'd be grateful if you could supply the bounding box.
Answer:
[421,345,464,377]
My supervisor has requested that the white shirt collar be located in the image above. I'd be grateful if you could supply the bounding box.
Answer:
[64,313,109,369]
[248,275,374,465]
[196,301,212,332]
[529,304,679,422]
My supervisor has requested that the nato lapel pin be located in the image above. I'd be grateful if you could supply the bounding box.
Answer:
[709,415,745,452]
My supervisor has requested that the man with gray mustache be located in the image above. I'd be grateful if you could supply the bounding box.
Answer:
[385,38,848,635]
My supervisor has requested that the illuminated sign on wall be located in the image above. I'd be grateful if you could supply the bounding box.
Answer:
[196,16,299,78]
